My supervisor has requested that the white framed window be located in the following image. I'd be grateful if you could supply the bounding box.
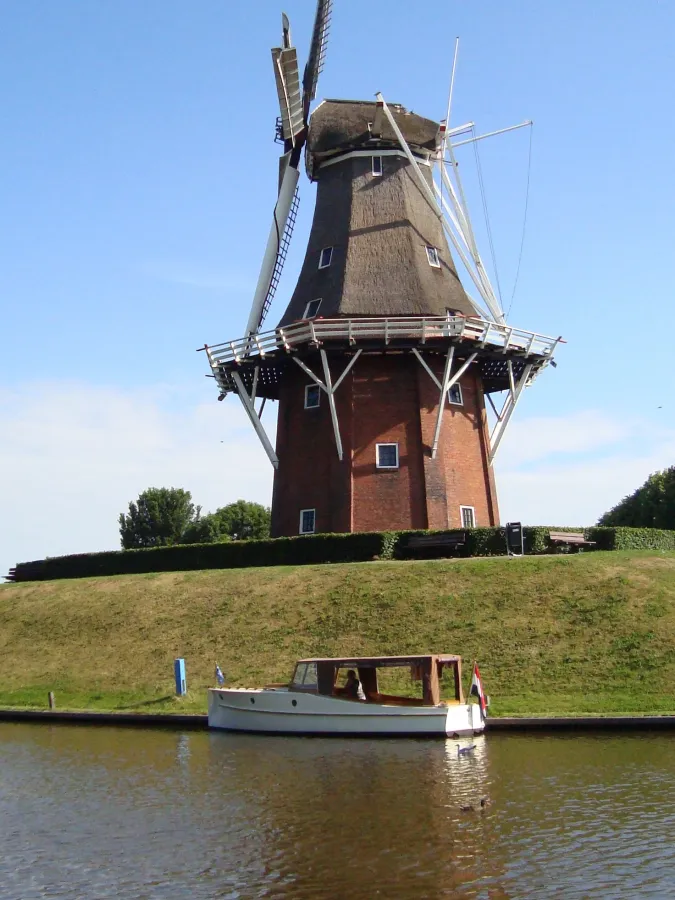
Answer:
[372,155,383,176]
[376,443,399,469]
[299,508,316,534]
[460,506,476,529]
[448,383,463,406]
[426,246,441,268]
[304,384,321,409]
[303,298,322,319]
[319,247,333,269]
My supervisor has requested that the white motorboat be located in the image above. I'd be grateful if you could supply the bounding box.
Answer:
[208,654,486,737]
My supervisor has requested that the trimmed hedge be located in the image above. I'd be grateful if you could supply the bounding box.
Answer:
[587,526,675,551]
[7,526,675,583]
[8,532,395,583]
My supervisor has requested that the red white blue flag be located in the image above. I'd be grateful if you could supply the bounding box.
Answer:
[470,662,487,718]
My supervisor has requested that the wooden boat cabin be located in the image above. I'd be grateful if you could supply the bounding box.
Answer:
[288,655,465,707]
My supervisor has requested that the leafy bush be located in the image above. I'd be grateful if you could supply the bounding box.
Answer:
[599,466,675,529]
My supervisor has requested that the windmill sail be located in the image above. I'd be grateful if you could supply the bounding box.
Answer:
[244,4,333,342]
[272,47,304,145]
[244,155,300,338]
[303,0,332,111]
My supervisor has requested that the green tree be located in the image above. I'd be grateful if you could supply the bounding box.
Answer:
[599,465,675,528]
[182,500,271,543]
[119,487,200,549]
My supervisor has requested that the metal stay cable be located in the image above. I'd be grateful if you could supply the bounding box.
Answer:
[472,125,503,309]
[506,122,534,320]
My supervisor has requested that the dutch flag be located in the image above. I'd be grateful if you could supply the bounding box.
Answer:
[470,662,487,718]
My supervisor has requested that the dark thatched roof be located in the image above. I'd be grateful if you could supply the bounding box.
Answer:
[308,99,439,159]
[278,153,478,326]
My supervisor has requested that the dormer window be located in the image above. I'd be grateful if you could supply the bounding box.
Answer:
[372,156,383,176]
[426,246,441,268]
[319,247,333,269]
[304,298,322,319]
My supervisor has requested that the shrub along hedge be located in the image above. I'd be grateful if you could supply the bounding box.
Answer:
[7,526,675,582]
[586,526,675,551]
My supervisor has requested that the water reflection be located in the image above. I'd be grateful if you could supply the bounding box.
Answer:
[1,724,674,898]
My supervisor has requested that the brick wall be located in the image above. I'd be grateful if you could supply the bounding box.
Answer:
[270,350,499,537]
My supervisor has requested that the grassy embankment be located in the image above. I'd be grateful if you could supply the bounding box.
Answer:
[1,550,674,717]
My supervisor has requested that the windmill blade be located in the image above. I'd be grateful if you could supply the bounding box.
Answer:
[244,153,301,339]
[272,46,304,146]
[302,0,332,116]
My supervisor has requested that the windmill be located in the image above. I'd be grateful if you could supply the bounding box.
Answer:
[202,4,562,538]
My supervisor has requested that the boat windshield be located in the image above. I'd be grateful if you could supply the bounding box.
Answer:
[291,662,318,689]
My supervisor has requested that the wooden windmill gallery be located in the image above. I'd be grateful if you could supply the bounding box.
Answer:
[202,1,561,538]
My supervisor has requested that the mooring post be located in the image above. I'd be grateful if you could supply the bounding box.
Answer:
[174,658,187,696]
[48,691,56,710]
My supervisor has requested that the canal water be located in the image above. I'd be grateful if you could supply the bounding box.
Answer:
[1,723,673,899]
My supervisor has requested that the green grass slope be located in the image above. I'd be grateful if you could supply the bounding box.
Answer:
[1,551,674,716]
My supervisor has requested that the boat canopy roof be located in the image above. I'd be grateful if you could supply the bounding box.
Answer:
[296,654,461,669]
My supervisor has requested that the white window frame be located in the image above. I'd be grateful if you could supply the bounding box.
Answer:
[448,383,463,406]
[304,384,321,409]
[426,246,441,268]
[299,508,316,534]
[318,247,333,269]
[376,442,399,470]
[372,155,383,176]
[460,506,476,529]
[303,298,322,319]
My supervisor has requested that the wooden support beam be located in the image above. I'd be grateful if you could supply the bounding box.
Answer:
[320,349,343,461]
[489,363,533,465]
[431,346,455,458]
[231,371,279,469]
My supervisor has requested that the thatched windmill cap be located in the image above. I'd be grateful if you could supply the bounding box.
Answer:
[308,99,439,162]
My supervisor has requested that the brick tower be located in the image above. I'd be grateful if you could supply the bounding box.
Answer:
[203,5,560,538]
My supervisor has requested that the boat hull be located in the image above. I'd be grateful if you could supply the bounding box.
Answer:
[207,688,484,736]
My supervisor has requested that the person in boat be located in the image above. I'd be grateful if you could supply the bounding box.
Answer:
[343,669,366,701]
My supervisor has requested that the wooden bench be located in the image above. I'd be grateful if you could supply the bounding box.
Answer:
[548,531,596,552]
[405,531,467,554]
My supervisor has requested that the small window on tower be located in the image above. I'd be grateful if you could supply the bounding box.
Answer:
[448,383,463,406]
[303,298,322,319]
[460,506,476,529]
[299,508,316,534]
[426,246,441,268]
[304,384,321,409]
[319,247,333,269]
[376,443,399,469]
[372,155,383,176]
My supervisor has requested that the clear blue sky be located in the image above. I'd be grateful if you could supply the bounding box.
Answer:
[1,0,674,572]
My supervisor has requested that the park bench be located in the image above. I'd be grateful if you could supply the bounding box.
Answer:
[405,531,467,555]
[548,531,596,552]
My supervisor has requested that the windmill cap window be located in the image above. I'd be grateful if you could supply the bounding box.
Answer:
[372,155,383,176]
[376,443,399,469]
[304,384,321,409]
[303,298,322,319]
[319,247,333,269]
